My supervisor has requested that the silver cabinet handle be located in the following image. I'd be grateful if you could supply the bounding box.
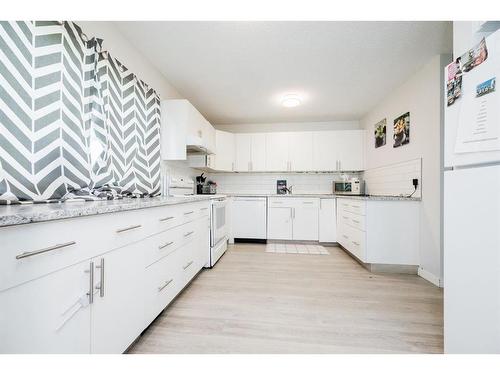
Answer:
[352,241,360,246]
[352,219,360,224]
[343,216,349,220]
[158,278,173,292]
[159,216,175,222]
[200,207,209,211]
[87,261,94,304]
[95,258,105,298]
[292,207,295,219]
[184,231,195,237]
[303,201,314,204]
[183,260,194,270]
[159,241,174,250]
[343,234,349,239]
[232,162,234,171]
[16,241,76,260]
[116,224,142,233]
[184,211,194,215]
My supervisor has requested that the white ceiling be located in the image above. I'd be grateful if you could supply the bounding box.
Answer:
[114,21,452,125]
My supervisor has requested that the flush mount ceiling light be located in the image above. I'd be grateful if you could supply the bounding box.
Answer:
[281,94,302,108]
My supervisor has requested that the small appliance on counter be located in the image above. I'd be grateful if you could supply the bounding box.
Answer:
[276,180,287,194]
[333,178,364,195]
[166,175,195,196]
[196,173,217,195]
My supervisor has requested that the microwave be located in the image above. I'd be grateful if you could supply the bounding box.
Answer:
[333,179,364,195]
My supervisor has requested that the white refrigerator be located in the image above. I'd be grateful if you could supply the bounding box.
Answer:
[444,29,500,353]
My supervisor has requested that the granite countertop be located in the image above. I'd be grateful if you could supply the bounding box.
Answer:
[224,193,420,201]
[223,193,337,198]
[335,195,421,201]
[0,195,222,228]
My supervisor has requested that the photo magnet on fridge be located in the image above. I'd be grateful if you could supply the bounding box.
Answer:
[476,77,496,97]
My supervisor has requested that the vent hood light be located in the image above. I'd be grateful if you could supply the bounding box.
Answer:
[281,94,301,108]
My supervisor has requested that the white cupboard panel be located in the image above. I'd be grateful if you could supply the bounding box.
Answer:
[319,198,337,242]
[293,206,319,241]
[0,260,92,353]
[234,134,252,171]
[266,133,289,171]
[289,132,313,171]
[268,207,293,240]
[91,242,145,354]
[251,134,267,171]
[215,130,235,171]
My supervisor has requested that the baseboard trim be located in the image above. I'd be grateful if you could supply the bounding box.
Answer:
[418,267,442,287]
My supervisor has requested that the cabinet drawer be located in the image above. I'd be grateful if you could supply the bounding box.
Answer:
[337,199,366,216]
[349,212,365,231]
[180,202,210,224]
[0,210,147,292]
[268,198,292,208]
[144,250,180,326]
[348,227,366,261]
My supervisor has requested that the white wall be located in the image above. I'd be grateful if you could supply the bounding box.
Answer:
[360,54,450,285]
[215,120,360,133]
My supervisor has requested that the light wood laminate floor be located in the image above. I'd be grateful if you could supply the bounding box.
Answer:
[129,244,443,354]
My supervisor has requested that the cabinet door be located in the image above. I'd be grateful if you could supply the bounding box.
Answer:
[251,134,267,171]
[91,242,145,354]
[319,198,337,242]
[234,134,252,171]
[336,131,364,171]
[312,131,338,171]
[289,132,313,171]
[267,207,293,240]
[293,206,319,241]
[265,133,289,171]
[214,130,235,171]
[0,260,92,353]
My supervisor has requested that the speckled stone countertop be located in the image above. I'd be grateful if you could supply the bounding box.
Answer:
[335,195,421,201]
[224,193,420,201]
[0,195,223,228]
[223,193,337,198]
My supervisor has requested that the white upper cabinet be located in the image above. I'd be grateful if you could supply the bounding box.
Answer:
[265,132,313,172]
[313,131,338,171]
[234,134,266,172]
[266,132,289,171]
[234,134,252,171]
[214,130,235,171]
[251,134,266,171]
[313,130,364,171]
[335,130,364,171]
[160,99,215,160]
[289,132,313,171]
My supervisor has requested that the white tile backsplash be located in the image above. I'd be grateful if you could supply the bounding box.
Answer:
[207,172,360,195]
[362,158,422,198]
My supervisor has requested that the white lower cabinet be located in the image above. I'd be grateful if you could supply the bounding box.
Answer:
[90,242,145,354]
[0,260,92,354]
[319,198,337,242]
[0,201,210,354]
[336,198,419,265]
[268,206,293,240]
[267,198,319,241]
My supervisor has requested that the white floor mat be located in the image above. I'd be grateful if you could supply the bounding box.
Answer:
[265,243,330,255]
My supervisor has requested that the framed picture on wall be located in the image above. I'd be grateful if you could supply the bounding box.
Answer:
[393,112,410,148]
[374,118,387,148]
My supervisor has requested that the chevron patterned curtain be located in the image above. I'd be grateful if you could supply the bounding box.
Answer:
[0,21,161,204]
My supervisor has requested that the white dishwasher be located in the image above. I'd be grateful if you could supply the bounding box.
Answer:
[231,196,267,240]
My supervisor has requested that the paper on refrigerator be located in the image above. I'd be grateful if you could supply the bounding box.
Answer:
[455,35,500,154]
